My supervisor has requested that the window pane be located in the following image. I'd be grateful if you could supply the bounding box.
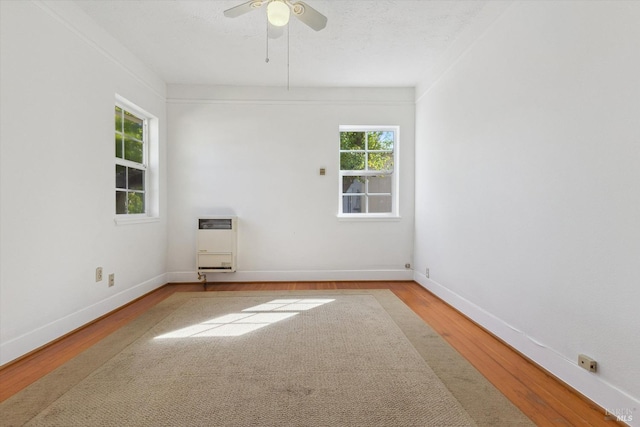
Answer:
[368,152,393,171]
[342,195,364,213]
[116,100,149,217]
[115,106,123,132]
[128,167,144,191]
[340,152,365,170]
[116,165,126,189]
[369,195,392,213]
[115,133,123,158]
[368,131,394,150]
[116,191,127,214]
[128,192,145,214]
[342,176,365,193]
[123,111,143,141]
[368,175,392,193]
[340,132,365,150]
[124,137,143,163]
[339,127,397,216]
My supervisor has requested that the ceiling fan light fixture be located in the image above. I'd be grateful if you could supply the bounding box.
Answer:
[267,0,290,27]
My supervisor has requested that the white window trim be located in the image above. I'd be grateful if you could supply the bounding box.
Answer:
[338,125,400,220]
[115,94,159,224]
[114,216,160,226]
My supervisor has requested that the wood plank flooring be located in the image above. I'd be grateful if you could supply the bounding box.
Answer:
[0,281,616,426]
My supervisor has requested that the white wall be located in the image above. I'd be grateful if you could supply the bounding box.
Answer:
[0,1,167,365]
[414,0,640,418]
[167,86,415,282]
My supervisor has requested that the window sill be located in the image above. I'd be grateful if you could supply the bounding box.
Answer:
[114,215,160,226]
[337,214,401,222]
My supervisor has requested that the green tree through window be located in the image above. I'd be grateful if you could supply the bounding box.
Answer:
[115,105,146,215]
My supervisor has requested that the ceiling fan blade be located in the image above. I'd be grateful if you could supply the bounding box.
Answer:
[223,0,264,18]
[268,23,285,39]
[290,1,327,31]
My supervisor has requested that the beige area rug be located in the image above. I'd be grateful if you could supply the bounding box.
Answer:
[1,290,533,426]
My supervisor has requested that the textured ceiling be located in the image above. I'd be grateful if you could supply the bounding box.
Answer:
[74,0,491,87]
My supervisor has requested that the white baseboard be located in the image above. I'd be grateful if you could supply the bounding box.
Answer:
[413,272,639,426]
[168,269,413,284]
[0,273,168,366]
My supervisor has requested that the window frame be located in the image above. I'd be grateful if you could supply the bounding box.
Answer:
[338,125,400,219]
[114,95,159,224]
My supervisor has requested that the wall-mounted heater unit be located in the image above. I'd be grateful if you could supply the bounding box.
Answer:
[197,216,237,272]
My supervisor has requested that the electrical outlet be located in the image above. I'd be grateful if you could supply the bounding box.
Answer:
[578,354,597,372]
[425,268,430,278]
[108,273,115,287]
[96,267,103,282]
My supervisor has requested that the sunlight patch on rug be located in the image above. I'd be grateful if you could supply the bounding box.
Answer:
[155,298,334,338]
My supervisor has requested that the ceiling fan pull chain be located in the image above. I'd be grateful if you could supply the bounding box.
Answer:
[265,17,270,63]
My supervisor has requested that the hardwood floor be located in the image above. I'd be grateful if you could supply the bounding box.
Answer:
[0,281,616,426]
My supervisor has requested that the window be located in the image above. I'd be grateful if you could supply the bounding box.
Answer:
[339,126,398,217]
[115,104,146,215]
[114,95,159,224]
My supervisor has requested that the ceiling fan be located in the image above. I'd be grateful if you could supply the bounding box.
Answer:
[224,0,328,32]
